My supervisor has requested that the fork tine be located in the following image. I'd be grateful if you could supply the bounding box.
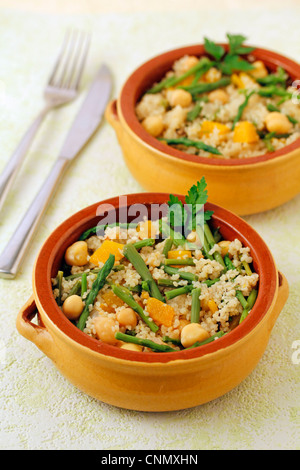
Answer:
[53,29,79,89]
[68,31,91,91]
[64,30,91,90]
[47,29,72,87]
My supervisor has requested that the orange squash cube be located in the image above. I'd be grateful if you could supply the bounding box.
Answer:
[146,297,175,327]
[89,240,124,266]
[199,121,230,137]
[167,250,192,259]
[233,121,259,143]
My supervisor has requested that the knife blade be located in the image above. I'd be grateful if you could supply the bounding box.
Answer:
[0,63,112,279]
[60,63,112,159]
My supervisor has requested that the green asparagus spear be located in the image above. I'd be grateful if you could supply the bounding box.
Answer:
[162,236,174,257]
[132,238,155,250]
[159,219,187,247]
[187,101,203,121]
[165,284,193,301]
[81,272,87,297]
[115,332,176,352]
[111,284,159,333]
[196,225,213,260]
[240,256,252,276]
[163,265,199,282]
[204,222,226,269]
[185,331,225,349]
[162,335,182,346]
[123,244,165,302]
[56,270,64,306]
[67,279,82,298]
[203,278,220,287]
[181,76,231,95]
[232,90,255,129]
[64,264,125,281]
[157,278,183,287]
[146,57,213,94]
[77,254,115,331]
[191,288,201,323]
[79,222,132,241]
[159,137,222,156]
[164,257,195,266]
[236,289,249,309]
[239,289,258,324]
[224,253,235,270]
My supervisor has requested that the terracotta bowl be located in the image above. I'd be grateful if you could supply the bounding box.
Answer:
[16,193,289,411]
[105,44,300,216]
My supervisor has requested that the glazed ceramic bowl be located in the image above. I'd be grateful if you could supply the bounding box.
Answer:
[16,193,289,411]
[105,44,300,215]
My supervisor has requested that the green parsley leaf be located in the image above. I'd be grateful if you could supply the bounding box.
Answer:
[204,210,214,221]
[185,177,210,232]
[185,177,208,206]
[204,37,225,61]
[219,54,254,75]
[167,194,187,228]
[227,33,247,54]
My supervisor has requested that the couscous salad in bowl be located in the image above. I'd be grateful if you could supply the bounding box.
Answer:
[136,34,300,160]
[106,34,300,215]
[17,179,289,411]
[53,178,259,352]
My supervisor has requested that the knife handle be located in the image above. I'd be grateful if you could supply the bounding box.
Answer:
[0,156,69,279]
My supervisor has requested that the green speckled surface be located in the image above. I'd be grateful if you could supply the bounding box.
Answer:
[0,7,299,450]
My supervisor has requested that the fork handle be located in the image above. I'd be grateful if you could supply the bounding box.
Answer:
[0,105,50,212]
[0,156,69,279]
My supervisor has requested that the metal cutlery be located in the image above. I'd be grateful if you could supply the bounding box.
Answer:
[0,29,91,212]
[0,63,112,279]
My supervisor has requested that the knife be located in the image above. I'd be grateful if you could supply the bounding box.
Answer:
[0,64,112,279]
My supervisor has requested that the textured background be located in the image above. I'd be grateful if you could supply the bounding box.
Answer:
[0,1,299,450]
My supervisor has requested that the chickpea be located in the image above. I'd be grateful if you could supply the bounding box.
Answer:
[168,89,193,108]
[203,67,222,83]
[249,60,268,79]
[120,343,143,352]
[265,112,292,134]
[181,323,210,348]
[141,115,164,137]
[65,241,88,266]
[94,316,118,345]
[137,220,157,240]
[180,55,199,73]
[186,230,197,243]
[116,308,137,328]
[218,240,231,257]
[208,89,229,104]
[62,295,84,320]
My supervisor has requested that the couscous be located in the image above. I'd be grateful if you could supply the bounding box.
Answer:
[52,178,259,352]
[135,34,300,159]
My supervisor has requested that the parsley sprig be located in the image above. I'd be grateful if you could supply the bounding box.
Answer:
[203,33,255,75]
[166,177,214,239]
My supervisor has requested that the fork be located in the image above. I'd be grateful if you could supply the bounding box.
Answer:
[0,29,91,212]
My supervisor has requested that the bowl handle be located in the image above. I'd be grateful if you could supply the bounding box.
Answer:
[268,271,289,331]
[105,99,123,136]
[16,295,56,361]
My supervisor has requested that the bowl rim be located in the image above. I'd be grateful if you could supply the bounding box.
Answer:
[118,43,300,167]
[33,192,278,364]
